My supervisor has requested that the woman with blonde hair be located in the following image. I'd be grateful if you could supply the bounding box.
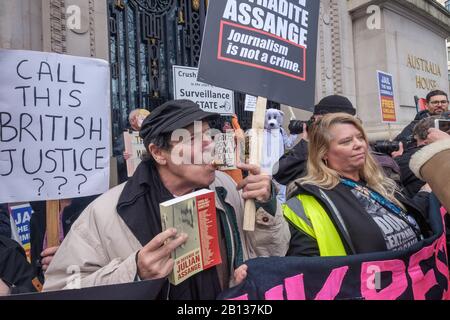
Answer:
[283,113,430,257]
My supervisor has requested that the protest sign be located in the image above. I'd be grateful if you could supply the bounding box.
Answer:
[377,71,397,123]
[244,94,257,112]
[123,130,145,177]
[198,0,320,111]
[9,203,34,261]
[0,49,110,202]
[173,65,234,115]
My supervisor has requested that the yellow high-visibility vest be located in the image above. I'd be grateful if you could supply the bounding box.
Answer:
[283,194,347,257]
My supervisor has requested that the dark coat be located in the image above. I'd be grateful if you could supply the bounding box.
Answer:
[286,182,431,257]
[394,110,431,149]
[113,129,133,184]
[0,204,11,239]
[0,236,37,294]
[395,146,426,197]
[273,140,309,186]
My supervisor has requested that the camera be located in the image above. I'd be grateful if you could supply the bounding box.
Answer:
[288,119,314,135]
[372,140,400,155]
[435,119,450,133]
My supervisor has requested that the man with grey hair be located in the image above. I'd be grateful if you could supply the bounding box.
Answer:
[44,100,289,299]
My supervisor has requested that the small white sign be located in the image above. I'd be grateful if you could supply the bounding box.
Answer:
[0,49,110,202]
[244,95,257,112]
[173,65,234,115]
[124,131,145,177]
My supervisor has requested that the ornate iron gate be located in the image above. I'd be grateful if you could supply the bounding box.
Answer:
[108,0,278,147]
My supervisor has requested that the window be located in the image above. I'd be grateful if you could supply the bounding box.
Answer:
[446,0,450,11]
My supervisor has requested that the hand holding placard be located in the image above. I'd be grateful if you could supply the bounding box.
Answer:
[243,97,267,231]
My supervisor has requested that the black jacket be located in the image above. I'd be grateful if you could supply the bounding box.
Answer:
[0,204,11,239]
[0,236,37,294]
[286,182,431,257]
[395,146,426,197]
[394,110,431,148]
[113,129,133,184]
[273,140,309,185]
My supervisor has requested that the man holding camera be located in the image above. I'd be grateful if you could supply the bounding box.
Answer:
[274,95,357,187]
[395,116,442,198]
[394,90,449,148]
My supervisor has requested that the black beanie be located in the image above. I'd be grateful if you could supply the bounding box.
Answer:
[314,95,356,116]
[139,99,219,149]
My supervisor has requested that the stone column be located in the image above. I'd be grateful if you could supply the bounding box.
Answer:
[0,0,43,50]
[41,0,109,60]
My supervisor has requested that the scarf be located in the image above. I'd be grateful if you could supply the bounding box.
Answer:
[116,160,221,299]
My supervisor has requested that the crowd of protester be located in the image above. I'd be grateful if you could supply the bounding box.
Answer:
[1,90,449,299]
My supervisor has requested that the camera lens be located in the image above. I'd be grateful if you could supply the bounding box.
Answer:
[289,120,306,135]
[372,141,400,155]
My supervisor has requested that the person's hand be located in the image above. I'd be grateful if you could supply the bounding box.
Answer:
[391,142,404,158]
[300,123,309,142]
[0,279,10,296]
[233,264,248,286]
[137,228,188,280]
[425,128,450,144]
[41,246,59,272]
[123,151,131,161]
[236,164,272,203]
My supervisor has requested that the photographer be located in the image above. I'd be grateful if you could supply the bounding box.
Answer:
[394,90,449,149]
[395,117,442,199]
[274,95,357,186]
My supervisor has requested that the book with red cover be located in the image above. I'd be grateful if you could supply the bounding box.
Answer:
[159,189,221,285]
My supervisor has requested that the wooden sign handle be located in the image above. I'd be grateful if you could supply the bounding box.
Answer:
[46,200,60,247]
[243,97,267,231]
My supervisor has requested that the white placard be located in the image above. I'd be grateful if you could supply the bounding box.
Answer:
[124,131,145,177]
[214,131,237,170]
[0,49,111,202]
[244,95,257,112]
[173,65,234,115]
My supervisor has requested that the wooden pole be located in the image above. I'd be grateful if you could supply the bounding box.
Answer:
[243,97,267,231]
[46,200,60,247]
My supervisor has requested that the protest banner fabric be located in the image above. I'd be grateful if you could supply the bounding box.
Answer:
[220,198,449,300]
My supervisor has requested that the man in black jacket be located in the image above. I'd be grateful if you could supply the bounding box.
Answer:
[394,90,448,148]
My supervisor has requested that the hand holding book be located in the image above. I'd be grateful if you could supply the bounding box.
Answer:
[159,189,221,285]
[136,228,188,280]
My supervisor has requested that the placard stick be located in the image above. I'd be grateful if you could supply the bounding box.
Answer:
[46,200,60,247]
[243,96,267,231]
